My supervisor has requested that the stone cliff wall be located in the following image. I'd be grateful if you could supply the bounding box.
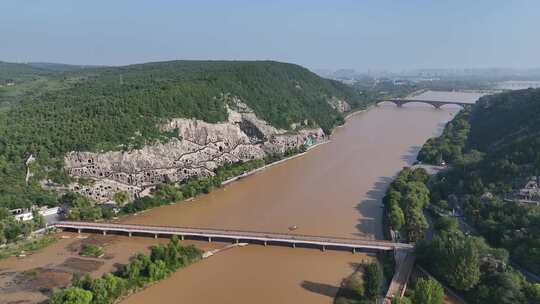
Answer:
[64,100,326,203]
[328,97,351,113]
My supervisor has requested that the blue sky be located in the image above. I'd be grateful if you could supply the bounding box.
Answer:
[1,0,539,71]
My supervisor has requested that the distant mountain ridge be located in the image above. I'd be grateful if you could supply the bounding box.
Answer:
[0,61,94,84]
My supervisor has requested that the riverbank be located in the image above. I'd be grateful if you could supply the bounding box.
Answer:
[221,140,330,186]
[343,105,375,121]
[49,236,203,304]
[0,233,58,260]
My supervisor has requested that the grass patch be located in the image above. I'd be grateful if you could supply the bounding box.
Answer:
[0,234,58,260]
[22,269,39,277]
[79,244,104,258]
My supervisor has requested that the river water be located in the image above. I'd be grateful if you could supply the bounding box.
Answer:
[117,104,458,304]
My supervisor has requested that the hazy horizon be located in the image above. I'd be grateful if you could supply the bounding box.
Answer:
[2,0,540,72]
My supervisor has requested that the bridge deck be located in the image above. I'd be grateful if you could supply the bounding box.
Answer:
[377,98,475,107]
[54,221,413,251]
[395,98,474,105]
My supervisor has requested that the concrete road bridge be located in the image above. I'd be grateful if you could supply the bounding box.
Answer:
[54,221,413,252]
[376,98,474,109]
[54,221,415,301]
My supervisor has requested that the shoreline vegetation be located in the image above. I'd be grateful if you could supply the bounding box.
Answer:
[49,235,202,304]
[335,261,385,304]
[221,139,330,186]
[0,232,57,260]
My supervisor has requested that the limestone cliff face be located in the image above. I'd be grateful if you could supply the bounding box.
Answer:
[64,100,325,202]
[328,97,351,113]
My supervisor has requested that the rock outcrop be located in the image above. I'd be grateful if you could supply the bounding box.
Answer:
[328,97,351,113]
[64,99,325,202]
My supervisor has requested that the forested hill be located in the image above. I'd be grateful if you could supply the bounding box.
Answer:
[0,61,87,84]
[420,88,540,278]
[468,88,540,153]
[419,88,540,172]
[1,60,365,156]
[0,60,367,209]
[0,61,54,84]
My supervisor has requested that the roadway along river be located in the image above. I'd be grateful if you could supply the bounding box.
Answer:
[120,104,458,304]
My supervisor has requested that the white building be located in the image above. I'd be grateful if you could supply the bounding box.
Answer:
[11,206,60,222]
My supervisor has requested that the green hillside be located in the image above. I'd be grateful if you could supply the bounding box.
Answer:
[0,61,54,84]
[0,60,368,209]
[0,61,91,107]
[0,61,87,84]
[421,88,540,274]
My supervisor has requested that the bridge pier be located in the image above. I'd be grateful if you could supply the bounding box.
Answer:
[208,237,212,242]
[181,235,184,240]
[322,245,326,252]
[263,241,267,246]
[292,243,296,248]
[102,230,107,236]
[154,234,158,239]
[128,232,132,237]
[236,239,239,244]
[77,229,81,234]
[352,248,356,254]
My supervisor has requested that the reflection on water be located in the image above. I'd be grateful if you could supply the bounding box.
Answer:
[120,105,458,304]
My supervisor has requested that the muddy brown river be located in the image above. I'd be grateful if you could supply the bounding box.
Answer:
[117,104,458,304]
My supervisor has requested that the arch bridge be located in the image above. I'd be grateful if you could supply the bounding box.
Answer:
[376,98,474,109]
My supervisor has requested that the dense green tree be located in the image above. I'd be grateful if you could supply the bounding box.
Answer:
[67,197,102,220]
[412,278,444,304]
[418,230,480,291]
[526,283,540,304]
[364,262,383,299]
[0,207,10,220]
[433,216,458,232]
[148,259,169,281]
[382,167,431,241]
[388,204,405,231]
[346,274,365,299]
[391,297,412,304]
[404,208,428,242]
[49,287,93,304]
[88,277,110,304]
[122,257,143,286]
[112,192,129,206]
[473,271,528,304]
